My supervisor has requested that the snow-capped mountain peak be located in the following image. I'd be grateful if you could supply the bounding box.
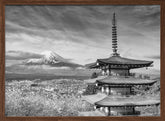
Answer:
[23,51,83,68]
[41,51,67,64]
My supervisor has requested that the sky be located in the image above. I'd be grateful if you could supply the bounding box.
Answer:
[5,5,160,70]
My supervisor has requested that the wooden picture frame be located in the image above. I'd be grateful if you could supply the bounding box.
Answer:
[0,0,164,121]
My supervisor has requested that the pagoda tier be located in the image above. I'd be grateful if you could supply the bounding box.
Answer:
[86,55,153,77]
[82,94,160,116]
[96,76,157,95]
[95,96,160,116]
[84,76,157,95]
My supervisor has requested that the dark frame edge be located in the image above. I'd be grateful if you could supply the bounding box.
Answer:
[160,0,165,121]
[2,0,164,5]
[0,0,165,121]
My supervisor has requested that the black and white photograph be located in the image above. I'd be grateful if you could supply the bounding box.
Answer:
[5,5,160,116]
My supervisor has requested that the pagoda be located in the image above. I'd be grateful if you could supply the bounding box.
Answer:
[81,13,160,116]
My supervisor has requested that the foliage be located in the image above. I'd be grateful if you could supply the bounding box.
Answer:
[82,85,98,95]
[5,79,92,116]
[91,72,98,79]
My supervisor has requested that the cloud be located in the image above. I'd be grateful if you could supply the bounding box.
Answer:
[6,50,43,60]
[145,55,160,60]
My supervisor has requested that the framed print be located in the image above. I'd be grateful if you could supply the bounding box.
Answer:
[0,0,165,121]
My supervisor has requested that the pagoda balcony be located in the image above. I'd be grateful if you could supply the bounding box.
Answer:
[99,71,151,80]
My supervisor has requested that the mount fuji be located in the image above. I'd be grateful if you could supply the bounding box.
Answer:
[23,51,83,68]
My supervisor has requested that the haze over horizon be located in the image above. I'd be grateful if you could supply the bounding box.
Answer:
[5,5,160,70]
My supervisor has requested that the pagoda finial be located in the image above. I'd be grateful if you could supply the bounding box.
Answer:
[112,12,119,56]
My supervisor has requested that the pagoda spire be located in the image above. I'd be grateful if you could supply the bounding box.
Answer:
[112,12,119,56]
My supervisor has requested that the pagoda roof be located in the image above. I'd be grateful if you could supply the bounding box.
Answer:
[95,96,160,107]
[97,76,157,85]
[87,55,153,69]
[82,93,107,105]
